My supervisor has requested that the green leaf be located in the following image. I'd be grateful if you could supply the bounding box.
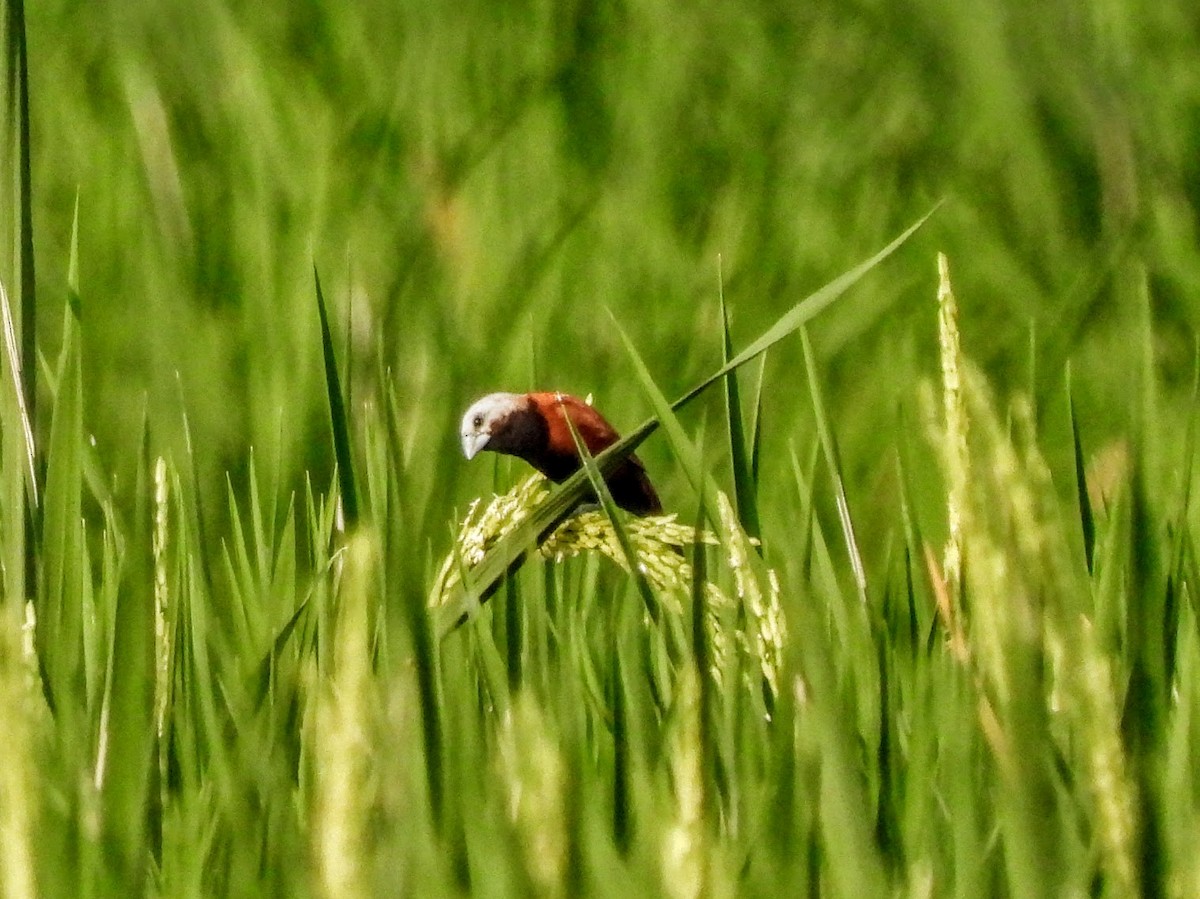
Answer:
[801,326,867,605]
[1065,365,1095,573]
[720,266,760,542]
[314,266,360,531]
[559,403,658,620]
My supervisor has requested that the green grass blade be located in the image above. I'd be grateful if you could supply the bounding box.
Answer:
[689,483,718,827]
[9,0,34,358]
[6,0,35,446]
[0,279,36,509]
[1168,340,1200,580]
[560,407,658,620]
[313,266,360,531]
[679,205,939,406]
[747,353,767,491]
[609,621,632,854]
[1065,366,1095,573]
[98,415,155,890]
[39,295,84,714]
[7,0,37,615]
[613,318,722,528]
[720,266,760,541]
[801,326,867,605]
[388,470,445,834]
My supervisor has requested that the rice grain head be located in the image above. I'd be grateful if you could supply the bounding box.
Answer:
[435,476,785,700]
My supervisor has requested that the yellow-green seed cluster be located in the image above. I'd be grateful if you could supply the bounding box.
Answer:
[432,475,786,701]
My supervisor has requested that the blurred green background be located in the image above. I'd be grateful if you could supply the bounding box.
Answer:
[18,0,1200,535]
[7,3,1200,895]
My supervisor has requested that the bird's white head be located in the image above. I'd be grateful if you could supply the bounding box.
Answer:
[460,392,525,460]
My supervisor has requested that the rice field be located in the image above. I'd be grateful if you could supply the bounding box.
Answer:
[2,1,1200,896]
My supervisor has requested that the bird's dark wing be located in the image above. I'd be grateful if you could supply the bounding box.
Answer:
[608,455,663,515]
[528,392,621,458]
[527,392,661,515]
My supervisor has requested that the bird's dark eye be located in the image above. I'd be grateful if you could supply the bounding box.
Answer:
[472,414,483,428]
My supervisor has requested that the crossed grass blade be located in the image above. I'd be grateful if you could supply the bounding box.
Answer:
[559,406,658,622]
[436,205,939,636]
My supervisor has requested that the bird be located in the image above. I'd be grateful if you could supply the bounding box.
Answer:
[460,391,662,516]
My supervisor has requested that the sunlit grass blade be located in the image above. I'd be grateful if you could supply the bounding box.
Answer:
[436,207,938,635]
[560,406,657,619]
[313,266,359,531]
[801,326,867,606]
[0,279,36,509]
[0,602,36,899]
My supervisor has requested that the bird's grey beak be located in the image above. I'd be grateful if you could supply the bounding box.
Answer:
[462,431,489,460]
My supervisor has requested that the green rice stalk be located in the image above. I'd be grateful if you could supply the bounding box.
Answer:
[5,0,37,614]
[1066,366,1097,573]
[495,695,567,899]
[432,475,782,700]
[0,602,36,899]
[930,356,1140,896]
[312,532,376,899]
[152,457,172,742]
[937,252,967,612]
[661,669,709,899]
[800,325,867,605]
[0,280,35,509]
[715,492,785,703]
[560,400,660,621]
[720,265,760,542]
[314,267,360,532]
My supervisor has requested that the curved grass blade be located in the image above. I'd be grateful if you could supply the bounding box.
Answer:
[314,266,360,531]
[436,206,938,636]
